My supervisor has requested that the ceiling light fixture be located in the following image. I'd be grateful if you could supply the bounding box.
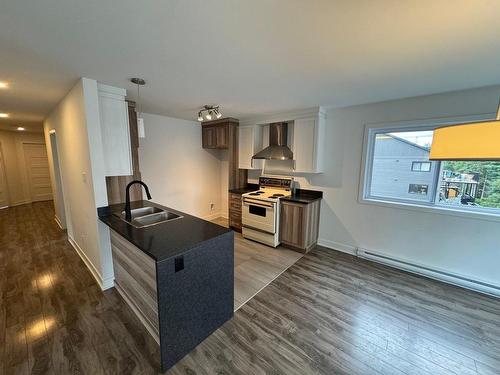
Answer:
[197,105,222,122]
[0,113,9,118]
[130,78,146,138]
[17,127,25,131]
[0,81,8,89]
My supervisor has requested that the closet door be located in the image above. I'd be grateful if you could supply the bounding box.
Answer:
[23,143,52,202]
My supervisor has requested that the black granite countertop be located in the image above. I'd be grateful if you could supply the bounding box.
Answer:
[281,189,323,204]
[228,183,259,195]
[98,200,231,263]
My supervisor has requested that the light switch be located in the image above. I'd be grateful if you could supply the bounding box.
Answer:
[82,172,87,183]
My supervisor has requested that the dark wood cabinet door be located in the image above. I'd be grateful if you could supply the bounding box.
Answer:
[215,125,229,149]
[280,201,306,249]
[280,199,321,252]
[202,126,217,148]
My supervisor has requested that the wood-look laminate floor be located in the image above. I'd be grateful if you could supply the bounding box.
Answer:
[2,202,500,374]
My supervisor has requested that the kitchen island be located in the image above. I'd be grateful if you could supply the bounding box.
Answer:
[98,200,234,372]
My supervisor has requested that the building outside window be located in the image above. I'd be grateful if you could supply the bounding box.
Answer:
[409,184,429,195]
[411,161,431,172]
[363,126,500,215]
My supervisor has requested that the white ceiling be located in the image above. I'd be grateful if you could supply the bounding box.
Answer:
[2,0,500,128]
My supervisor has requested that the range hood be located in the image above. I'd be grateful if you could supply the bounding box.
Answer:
[252,122,293,160]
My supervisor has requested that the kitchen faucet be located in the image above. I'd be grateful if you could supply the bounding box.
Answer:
[124,180,152,221]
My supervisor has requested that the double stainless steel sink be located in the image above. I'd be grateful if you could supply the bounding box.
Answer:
[116,206,183,228]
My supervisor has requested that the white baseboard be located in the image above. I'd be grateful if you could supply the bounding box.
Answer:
[317,238,357,255]
[54,216,64,230]
[67,235,114,291]
[11,200,30,207]
[202,211,222,221]
[357,247,500,298]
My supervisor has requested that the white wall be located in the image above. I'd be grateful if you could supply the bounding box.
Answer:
[139,113,222,219]
[44,78,113,290]
[250,85,500,294]
[0,130,47,206]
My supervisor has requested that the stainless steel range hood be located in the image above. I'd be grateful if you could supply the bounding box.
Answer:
[252,122,293,160]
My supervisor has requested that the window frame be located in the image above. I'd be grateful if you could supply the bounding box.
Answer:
[411,161,431,172]
[359,113,500,222]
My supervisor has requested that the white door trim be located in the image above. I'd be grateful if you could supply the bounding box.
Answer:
[0,142,10,208]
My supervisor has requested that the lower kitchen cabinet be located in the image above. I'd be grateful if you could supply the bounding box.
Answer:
[280,199,321,252]
[229,193,242,232]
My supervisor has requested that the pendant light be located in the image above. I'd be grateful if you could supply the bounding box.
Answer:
[429,101,500,161]
[131,78,146,138]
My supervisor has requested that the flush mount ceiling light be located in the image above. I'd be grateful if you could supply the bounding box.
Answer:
[429,100,500,161]
[197,105,222,122]
[0,81,8,89]
[130,78,146,138]
[0,113,9,118]
[17,127,25,131]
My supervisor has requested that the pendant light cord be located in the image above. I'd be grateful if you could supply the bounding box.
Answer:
[136,83,141,117]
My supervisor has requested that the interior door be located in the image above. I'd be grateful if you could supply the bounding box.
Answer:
[0,144,9,207]
[23,143,52,202]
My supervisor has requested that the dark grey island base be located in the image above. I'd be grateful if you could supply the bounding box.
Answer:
[98,200,234,372]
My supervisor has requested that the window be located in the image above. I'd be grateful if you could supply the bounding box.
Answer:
[409,184,428,195]
[363,125,500,216]
[412,161,431,172]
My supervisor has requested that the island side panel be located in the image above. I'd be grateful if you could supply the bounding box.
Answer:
[110,230,160,343]
[156,231,234,372]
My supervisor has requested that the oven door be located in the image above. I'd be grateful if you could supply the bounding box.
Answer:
[242,198,276,234]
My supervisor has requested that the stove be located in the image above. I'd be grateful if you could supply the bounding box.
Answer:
[241,176,293,247]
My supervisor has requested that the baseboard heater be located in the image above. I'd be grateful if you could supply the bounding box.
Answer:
[357,248,500,298]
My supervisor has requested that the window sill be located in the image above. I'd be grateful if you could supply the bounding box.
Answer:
[359,197,500,223]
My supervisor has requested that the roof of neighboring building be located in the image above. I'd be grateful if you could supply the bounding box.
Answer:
[386,134,431,152]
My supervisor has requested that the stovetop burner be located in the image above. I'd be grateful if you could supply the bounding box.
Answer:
[249,191,265,196]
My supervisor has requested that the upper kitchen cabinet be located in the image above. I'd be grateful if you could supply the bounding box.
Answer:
[239,125,263,169]
[98,83,132,176]
[239,107,326,173]
[292,110,326,173]
[201,119,231,149]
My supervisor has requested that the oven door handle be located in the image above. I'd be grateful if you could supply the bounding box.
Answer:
[242,199,275,208]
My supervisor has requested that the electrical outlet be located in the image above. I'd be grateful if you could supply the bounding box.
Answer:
[209,202,215,211]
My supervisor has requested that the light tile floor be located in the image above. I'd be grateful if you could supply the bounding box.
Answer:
[211,217,303,310]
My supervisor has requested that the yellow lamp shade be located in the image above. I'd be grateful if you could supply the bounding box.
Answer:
[429,120,500,161]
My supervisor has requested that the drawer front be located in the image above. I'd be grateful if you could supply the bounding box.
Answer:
[229,193,242,204]
[230,201,242,212]
[229,193,242,231]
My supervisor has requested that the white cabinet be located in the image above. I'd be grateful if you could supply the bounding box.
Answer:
[292,113,326,173]
[239,125,263,169]
[98,84,132,176]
